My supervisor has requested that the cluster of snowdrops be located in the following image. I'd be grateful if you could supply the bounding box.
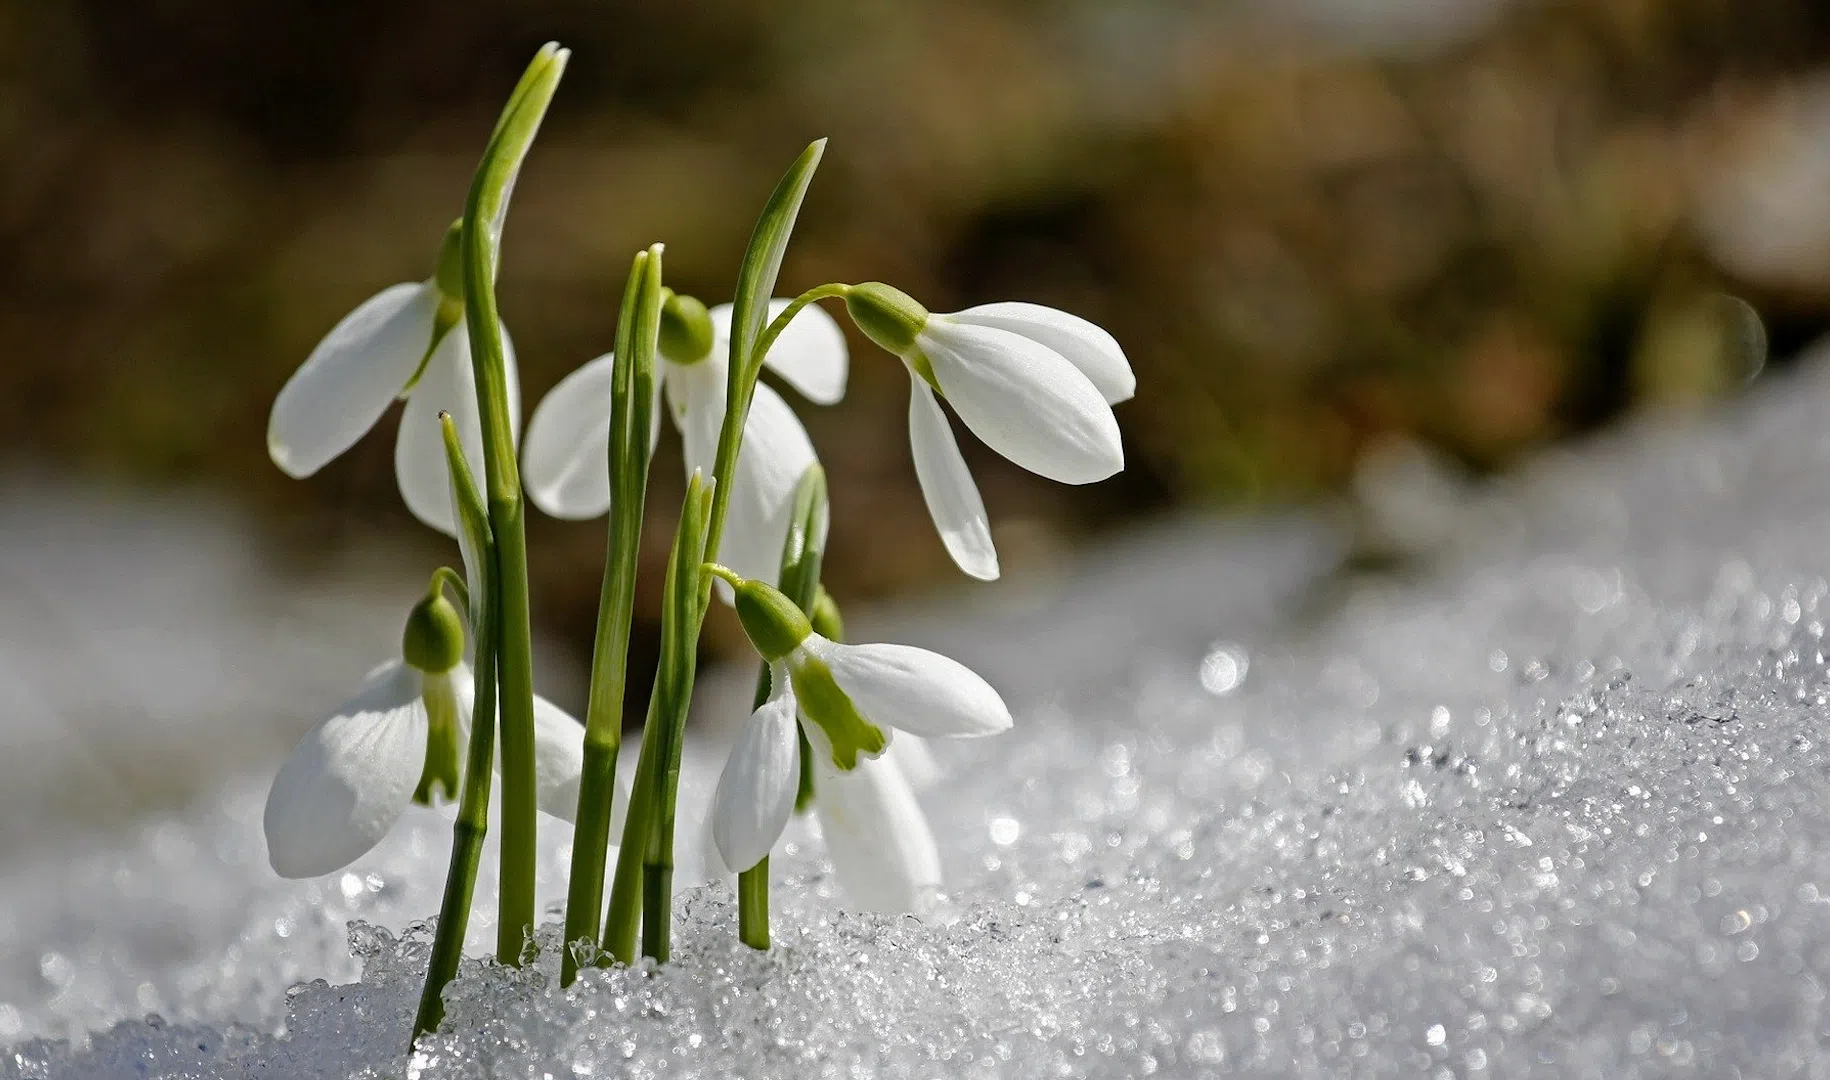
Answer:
[257,45,1133,1041]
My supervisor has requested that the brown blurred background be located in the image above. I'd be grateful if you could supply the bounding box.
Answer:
[5,0,1830,710]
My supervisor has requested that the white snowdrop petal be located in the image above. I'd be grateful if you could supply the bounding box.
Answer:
[269,283,438,479]
[396,326,521,537]
[712,687,801,873]
[908,377,999,581]
[667,359,725,483]
[263,661,427,879]
[530,693,588,823]
[445,663,475,752]
[919,321,1123,485]
[950,302,1134,404]
[523,353,616,519]
[813,752,940,913]
[886,732,943,791]
[716,381,820,592]
[692,789,735,885]
[813,638,1013,738]
[395,331,476,537]
[711,299,848,405]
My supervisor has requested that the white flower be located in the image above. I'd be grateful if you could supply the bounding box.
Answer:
[709,576,1010,910]
[267,275,520,537]
[847,285,1132,581]
[262,657,599,879]
[884,732,942,791]
[703,711,942,914]
[810,749,941,913]
[522,297,845,589]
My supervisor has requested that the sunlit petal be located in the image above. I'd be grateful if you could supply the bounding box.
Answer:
[806,636,1012,739]
[530,692,593,823]
[717,382,820,591]
[713,299,849,404]
[523,352,616,519]
[908,376,998,580]
[396,327,521,536]
[269,283,438,478]
[263,661,426,878]
[813,751,940,913]
[949,302,1134,404]
[711,672,801,873]
[886,732,942,791]
[918,319,1122,485]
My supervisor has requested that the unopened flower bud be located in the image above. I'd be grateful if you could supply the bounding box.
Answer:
[659,290,715,366]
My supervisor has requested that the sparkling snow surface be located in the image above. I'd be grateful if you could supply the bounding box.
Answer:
[16,353,1830,1077]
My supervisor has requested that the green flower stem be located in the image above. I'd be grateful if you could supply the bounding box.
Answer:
[413,416,498,1043]
[751,283,851,373]
[604,475,713,963]
[562,244,664,986]
[737,466,829,950]
[642,476,713,964]
[603,139,827,965]
[736,865,770,948]
[425,565,469,622]
[460,41,569,966]
[601,691,658,963]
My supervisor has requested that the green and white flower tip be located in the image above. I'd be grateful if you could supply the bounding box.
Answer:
[707,568,1011,910]
[522,291,846,590]
[262,584,603,880]
[266,221,521,538]
[843,282,1133,582]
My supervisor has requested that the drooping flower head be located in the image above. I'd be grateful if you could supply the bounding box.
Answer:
[266,221,521,537]
[708,570,1012,911]
[843,282,1132,581]
[521,292,846,590]
[262,584,598,879]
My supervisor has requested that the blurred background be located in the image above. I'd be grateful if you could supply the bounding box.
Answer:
[5,0,1830,813]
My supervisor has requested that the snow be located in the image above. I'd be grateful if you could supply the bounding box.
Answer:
[14,350,1830,1076]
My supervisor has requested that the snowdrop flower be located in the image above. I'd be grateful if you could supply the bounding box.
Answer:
[522,291,846,588]
[707,569,1011,911]
[263,588,596,879]
[843,282,1132,581]
[267,221,520,537]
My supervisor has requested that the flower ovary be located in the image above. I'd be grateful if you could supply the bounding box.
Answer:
[733,578,813,660]
[845,282,928,357]
[402,592,466,674]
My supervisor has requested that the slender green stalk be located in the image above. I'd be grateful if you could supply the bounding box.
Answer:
[751,283,850,369]
[413,416,498,1042]
[736,862,771,949]
[599,140,829,963]
[604,475,712,963]
[641,476,713,963]
[736,465,829,950]
[458,42,569,965]
[603,139,829,964]
[562,245,664,985]
[602,691,659,962]
[425,565,469,618]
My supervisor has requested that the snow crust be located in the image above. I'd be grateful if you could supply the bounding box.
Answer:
[15,352,1830,1076]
